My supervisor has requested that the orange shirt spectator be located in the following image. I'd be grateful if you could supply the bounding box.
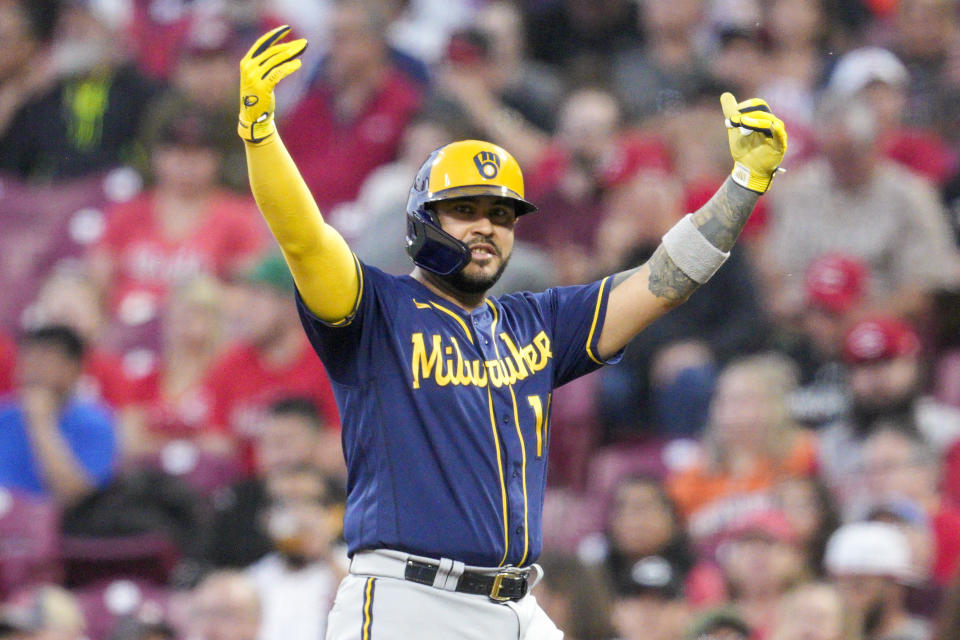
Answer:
[665,354,817,541]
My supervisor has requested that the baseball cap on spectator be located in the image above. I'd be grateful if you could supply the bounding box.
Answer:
[683,606,751,640]
[613,554,684,599]
[804,253,868,314]
[0,585,86,634]
[841,316,920,365]
[243,252,296,296]
[863,497,929,528]
[824,521,913,581]
[827,47,908,96]
[723,509,797,545]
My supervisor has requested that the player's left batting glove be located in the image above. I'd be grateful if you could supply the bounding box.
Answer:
[720,92,788,194]
[238,25,307,144]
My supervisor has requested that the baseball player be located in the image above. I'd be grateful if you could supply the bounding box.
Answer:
[237,25,786,640]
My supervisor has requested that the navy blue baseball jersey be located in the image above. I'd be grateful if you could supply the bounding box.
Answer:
[296,261,621,568]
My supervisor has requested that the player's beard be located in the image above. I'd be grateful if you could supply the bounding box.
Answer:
[443,253,511,294]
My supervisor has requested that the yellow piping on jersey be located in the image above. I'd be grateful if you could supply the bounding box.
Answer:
[486,299,530,567]
[585,276,610,365]
[412,299,475,345]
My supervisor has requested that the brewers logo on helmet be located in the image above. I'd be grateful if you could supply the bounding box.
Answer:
[406,140,538,275]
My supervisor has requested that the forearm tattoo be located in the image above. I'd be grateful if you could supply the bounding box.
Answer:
[646,245,697,302]
[689,177,759,252]
[620,177,759,301]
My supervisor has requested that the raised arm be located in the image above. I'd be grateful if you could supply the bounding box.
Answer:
[596,93,787,359]
[239,26,359,322]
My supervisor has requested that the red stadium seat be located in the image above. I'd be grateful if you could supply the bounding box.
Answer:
[130,440,245,498]
[73,578,172,640]
[0,489,61,598]
[61,532,180,588]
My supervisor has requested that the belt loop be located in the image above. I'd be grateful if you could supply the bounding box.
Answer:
[441,560,465,591]
[432,558,454,590]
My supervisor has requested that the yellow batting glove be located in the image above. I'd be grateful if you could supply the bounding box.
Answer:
[720,92,788,194]
[238,25,307,144]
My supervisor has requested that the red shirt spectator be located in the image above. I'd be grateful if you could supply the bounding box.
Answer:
[96,190,266,312]
[202,337,338,472]
[281,0,422,212]
[283,69,421,212]
[79,349,138,409]
[200,253,340,471]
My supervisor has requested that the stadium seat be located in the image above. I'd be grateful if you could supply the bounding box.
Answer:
[73,577,172,640]
[60,532,180,588]
[0,489,61,598]
[131,440,245,498]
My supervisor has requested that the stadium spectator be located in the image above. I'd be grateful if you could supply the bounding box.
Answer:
[522,0,641,77]
[777,253,871,432]
[714,509,809,639]
[123,275,226,457]
[579,475,697,597]
[199,253,339,468]
[186,571,261,640]
[826,46,956,186]
[27,266,140,411]
[825,521,931,640]
[89,112,267,321]
[666,354,817,541]
[281,0,423,212]
[708,24,766,102]
[0,584,86,640]
[770,477,841,577]
[888,0,959,137]
[608,553,692,640]
[610,0,711,123]
[534,552,618,640]
[0,0,158,180]
[0,325,116,506]
[682,606,752,640]
[595,170,767,440]
[0,0,59,143]
[207,396,341,569]
[756,0,833,130]
[934,566,960,640]
[818,316,960,508]
[769,581,852,640]
[247,464,346,640]
[760,94,959,324]
[139,19,251,193]
[520,88,670,285]
[858,426,960,586]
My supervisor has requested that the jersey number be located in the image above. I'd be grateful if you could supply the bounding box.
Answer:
[526,394,551,458]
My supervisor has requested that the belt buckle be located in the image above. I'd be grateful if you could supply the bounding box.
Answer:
[489,568,524,602]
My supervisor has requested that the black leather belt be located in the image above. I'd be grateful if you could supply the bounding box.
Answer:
[404,559,530,602]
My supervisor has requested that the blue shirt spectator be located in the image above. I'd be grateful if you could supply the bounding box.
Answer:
[0,325,117,506]
[0,397,116,497]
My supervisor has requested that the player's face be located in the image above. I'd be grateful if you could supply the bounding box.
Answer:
[433,196,516,293]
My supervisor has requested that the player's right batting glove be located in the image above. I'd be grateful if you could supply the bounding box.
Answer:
[238,25,307,144]
[720,92,788,194]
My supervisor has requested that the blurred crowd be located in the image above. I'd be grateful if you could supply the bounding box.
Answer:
[3,0,960,639]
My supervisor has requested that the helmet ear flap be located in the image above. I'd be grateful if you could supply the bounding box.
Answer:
[405,205,471,275]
